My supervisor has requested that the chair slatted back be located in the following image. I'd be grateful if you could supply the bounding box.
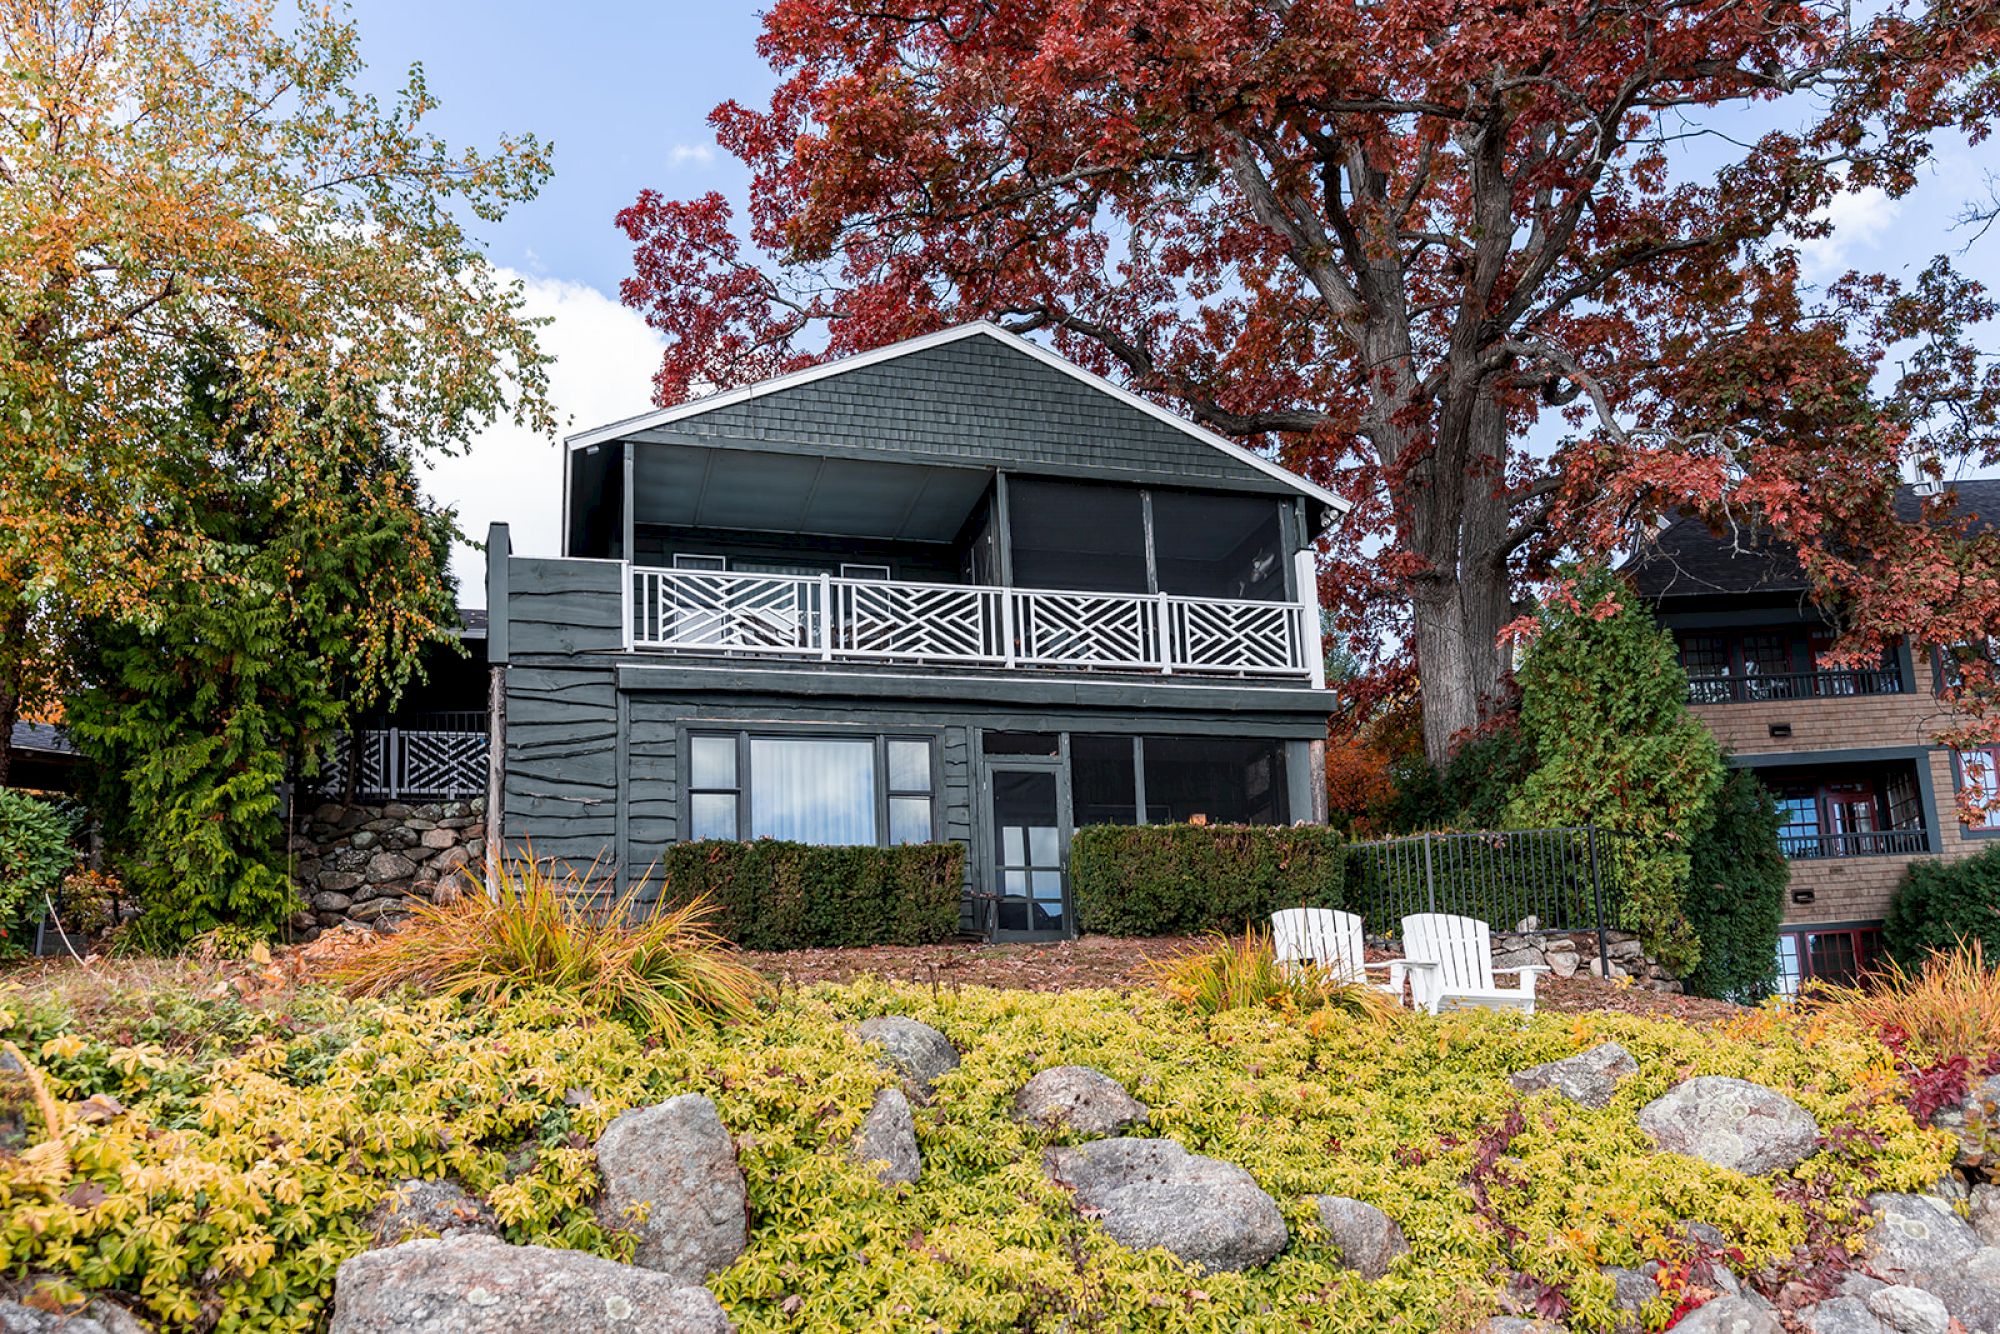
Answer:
[1270,908,1368,983]
[1400,913,1495,993]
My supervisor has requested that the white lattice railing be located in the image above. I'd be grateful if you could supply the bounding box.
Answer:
[313,717,488,802]
[628,567,1315,678]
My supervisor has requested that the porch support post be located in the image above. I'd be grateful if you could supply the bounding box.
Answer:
[621,444,636,564]
[483,522,511,901]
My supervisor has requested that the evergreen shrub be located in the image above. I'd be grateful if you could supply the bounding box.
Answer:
[658,839,965,950]
[1071,823,1345,936]
[1682,770,1791,1002]
[0,789,77,946]
[1885,842,2000,964]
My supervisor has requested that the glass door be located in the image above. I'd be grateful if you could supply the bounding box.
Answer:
[987,761,1071,940]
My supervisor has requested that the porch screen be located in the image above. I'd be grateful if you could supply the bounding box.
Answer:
[749,737,879,845]
[1150,490,1287,601]
[1143,736,1289,825]
[1006,478,1148,593]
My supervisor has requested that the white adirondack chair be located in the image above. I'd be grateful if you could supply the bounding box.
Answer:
[1398,913,1547,1015]
[1270,908,1429,1004]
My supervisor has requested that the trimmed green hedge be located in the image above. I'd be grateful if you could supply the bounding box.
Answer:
[658,839,966,950]
[1886,841,2000,965]
[1071,823,1345,937]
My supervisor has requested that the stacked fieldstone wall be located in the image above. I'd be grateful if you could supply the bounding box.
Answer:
[286,798,486,940]
[1487,924,1683,993]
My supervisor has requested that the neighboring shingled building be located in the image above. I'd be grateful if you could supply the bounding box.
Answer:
[1628,480,2000,993]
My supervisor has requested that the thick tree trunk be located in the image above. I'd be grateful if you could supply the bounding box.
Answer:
[1407,389,1516,767]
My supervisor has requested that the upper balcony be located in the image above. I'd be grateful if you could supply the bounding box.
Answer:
[627,566,1315,678]
[1675,626,1907,706]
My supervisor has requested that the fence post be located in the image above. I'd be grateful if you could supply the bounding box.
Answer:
[1421,831,1436,915]
[1587,825,1610,977]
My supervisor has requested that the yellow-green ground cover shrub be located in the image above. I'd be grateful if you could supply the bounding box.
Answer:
[0,975,1954,1332]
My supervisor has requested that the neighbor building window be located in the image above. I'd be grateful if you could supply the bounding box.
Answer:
[687,732,935,847]
[1774,925,1884,997]
[1958,747,2000,831]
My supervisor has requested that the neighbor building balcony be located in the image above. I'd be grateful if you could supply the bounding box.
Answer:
[1676,626,1907,706]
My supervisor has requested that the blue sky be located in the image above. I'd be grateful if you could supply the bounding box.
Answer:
[340,4,2000,601]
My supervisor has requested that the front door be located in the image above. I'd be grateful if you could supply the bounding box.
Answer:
[986,760,1071,940]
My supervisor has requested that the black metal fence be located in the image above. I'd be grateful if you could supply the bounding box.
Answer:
[1348,826,1620,964]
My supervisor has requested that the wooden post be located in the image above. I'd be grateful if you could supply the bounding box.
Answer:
[485,667,505,901]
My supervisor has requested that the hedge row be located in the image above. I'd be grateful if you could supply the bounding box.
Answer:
[657,839,965,951]
[1071,823,1346,937]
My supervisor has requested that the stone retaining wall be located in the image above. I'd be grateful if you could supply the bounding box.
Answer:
[1487,924,1683,992]
[286,798,486,941]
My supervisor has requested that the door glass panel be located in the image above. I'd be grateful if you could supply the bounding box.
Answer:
[992,769,1066,937]
[984,730,1060,756]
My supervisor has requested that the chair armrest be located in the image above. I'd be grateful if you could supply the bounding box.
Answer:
[1491,965,1551,975]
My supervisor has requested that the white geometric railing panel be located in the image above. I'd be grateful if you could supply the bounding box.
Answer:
[313,720,487,802]
[629,566,1314,679]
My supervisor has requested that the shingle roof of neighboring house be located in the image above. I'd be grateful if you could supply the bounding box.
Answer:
[457,607,488,639]
[8,721,73,756]
[1627,478,2000,600]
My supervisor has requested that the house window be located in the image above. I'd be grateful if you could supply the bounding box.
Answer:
[1774,925,1885,997]
[1958,747,2000,831]
[688,734,741,840]
[1772,772,1926,858]
[687,732,936,847]
[1936,637,2000,696]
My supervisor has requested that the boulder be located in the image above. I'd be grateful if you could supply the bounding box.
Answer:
[1602,1264,1660,1321]
[329,1234,731,1332]
[1492,946,1546,971]
[1669,1296,1781,1334]
[318,871,365,894]
[1589,958,1629,982]
[594,1095,748,1283]
[855,1017,958,1094]
[1014,1067,1149,1137]
[1315,1195,1408,1279]
[0,1296,147,1334]
[1796,1298,1885,1334]
[420,827,457,850]
[368,1179,500,1246]
[1863,1284,1951,1334]
[853,1088,920,1185]
[1044,1137,1288,1274]
[1546,949,1583,980]
[1919,1247,2000,1334]
[1638,1077,1820,1175]
[313,891,355,914]
[1974,1183,2000,1247]
[1509,1042,1639,1110]
[1861,1193,1981,1284]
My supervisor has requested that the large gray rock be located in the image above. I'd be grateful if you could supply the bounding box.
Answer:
[368,1179,499,1246]
[1638,1077,1820,1175]
[853,1088,920,1185]
[594,1095,748,1283]
[1861,1192,1981,1284]
[855,1017,959,1094]
[1044,1137,1288,1274]
[0,1296,147,1334]
[1509,1043,1639,1110]
[1315,1195,1408,1279]
[1796,1297,1884,1334]
[1921,1247,2000,1334]
[1864,1284,1951,1334]
[1669,1296,1781,1334]
[1014,1066,1149,1137]
[1601,1264,1660,1323]
[329,1235,731,1333]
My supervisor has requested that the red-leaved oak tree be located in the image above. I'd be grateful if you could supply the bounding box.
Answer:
[618,0,2000,765]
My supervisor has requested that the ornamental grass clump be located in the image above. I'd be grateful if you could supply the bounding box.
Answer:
[1809,940,2000,1070]
[334,856,765,1037]
[1144,925,1401,1022]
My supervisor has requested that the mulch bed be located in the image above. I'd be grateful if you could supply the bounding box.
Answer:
[741,934,1747,1023]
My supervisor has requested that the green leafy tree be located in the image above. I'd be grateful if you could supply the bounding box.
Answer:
[1507,566,1726,973]
[1682,770,1791,1002]
[0,788,76,949]
[66,347,458,947]
[0,0,551,782]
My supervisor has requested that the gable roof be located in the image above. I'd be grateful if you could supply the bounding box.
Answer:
[568,323,1349,520]
[1628,479,2000,600]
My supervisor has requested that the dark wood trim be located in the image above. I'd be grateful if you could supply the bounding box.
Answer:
[994,471,1014,587]
[1140,489,1159,595]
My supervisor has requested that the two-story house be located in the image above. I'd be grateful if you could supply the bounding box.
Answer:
[1629,481,2000,992]
[481,323,1344,940]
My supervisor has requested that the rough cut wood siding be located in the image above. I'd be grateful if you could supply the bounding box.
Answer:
[501,665,619,866]
[505,557,623,657]
[1689,648,1991,926]
[645,334,1295,495]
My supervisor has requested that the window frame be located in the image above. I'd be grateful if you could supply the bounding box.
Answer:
[1773,923,1885,997]
[1953,745,2000,837]
[680,726,940,848]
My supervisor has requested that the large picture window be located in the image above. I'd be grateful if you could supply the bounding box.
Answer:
[686,732,936,847]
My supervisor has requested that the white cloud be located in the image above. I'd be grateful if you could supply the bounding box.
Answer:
[419,269,664,605]
[1797,187,1902,280]
[668,142,715,167]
